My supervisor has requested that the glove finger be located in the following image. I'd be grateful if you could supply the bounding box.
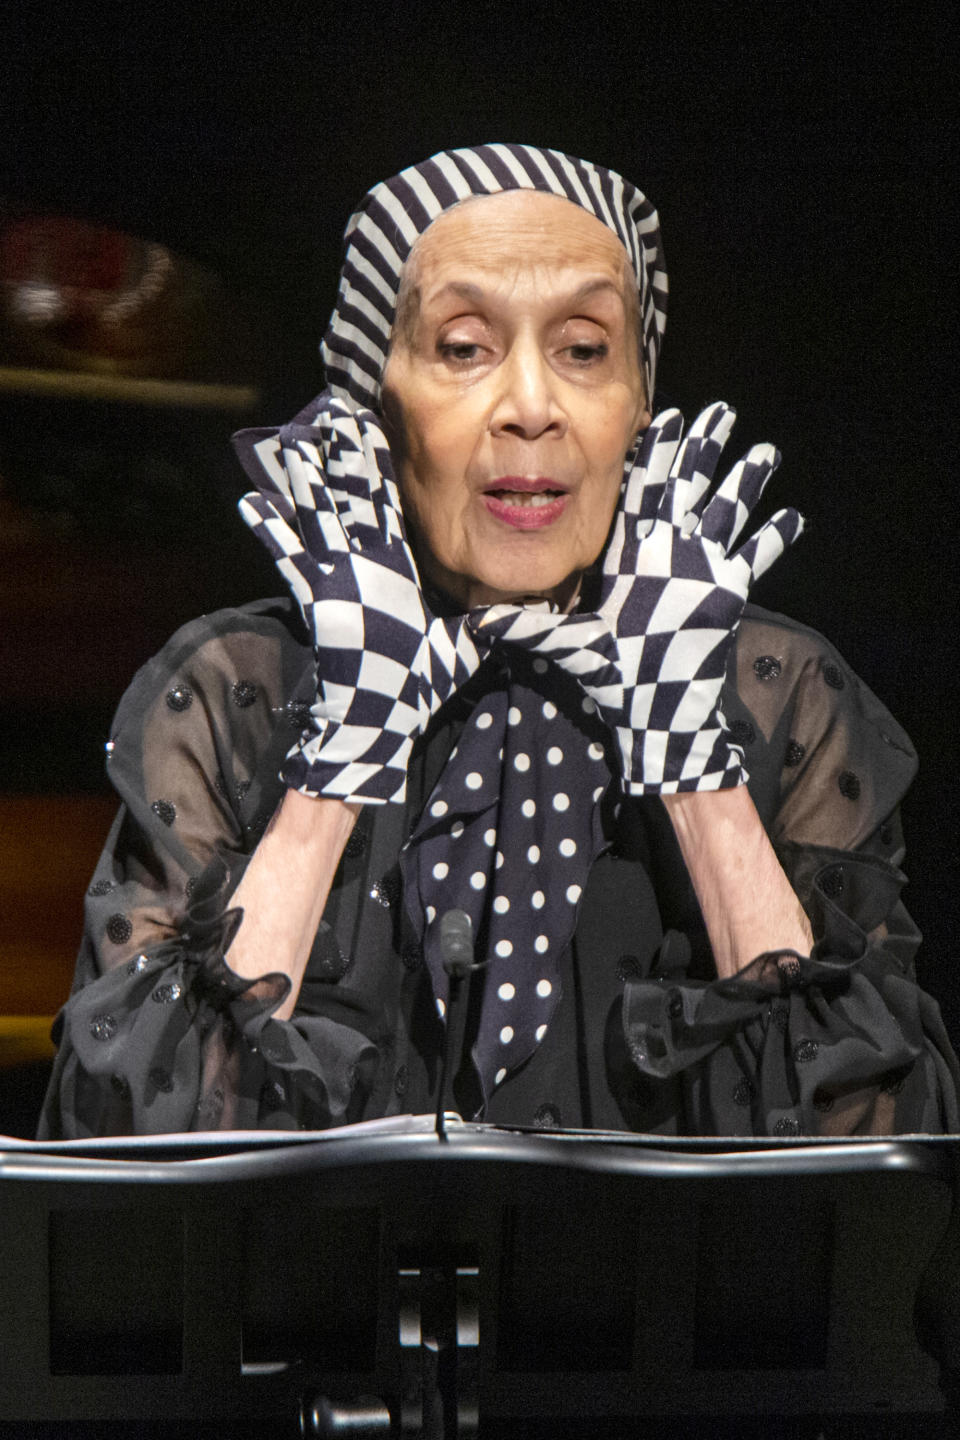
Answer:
[735,507,805,580]
[232,428,296,506]
[696,443,781,550]
[669,401,737,530]
[612,411,684,563]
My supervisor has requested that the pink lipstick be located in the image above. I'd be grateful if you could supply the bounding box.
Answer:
[482,477,569,531]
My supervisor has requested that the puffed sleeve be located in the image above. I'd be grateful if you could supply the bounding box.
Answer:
[622,606,960,1135]
[38,599,379,1138]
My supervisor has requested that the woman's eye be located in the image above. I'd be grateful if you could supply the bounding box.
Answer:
[565,342,609,365]
[438,341,483,364]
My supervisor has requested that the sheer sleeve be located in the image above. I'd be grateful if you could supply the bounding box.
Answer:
[622,606,960,1135]
[38,599,379,1138]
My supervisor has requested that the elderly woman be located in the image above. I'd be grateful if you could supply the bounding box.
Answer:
[39,144,959,1138]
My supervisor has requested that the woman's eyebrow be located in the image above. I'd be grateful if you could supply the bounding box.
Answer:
[423,275,625,310]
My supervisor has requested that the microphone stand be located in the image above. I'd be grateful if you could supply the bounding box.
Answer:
[434,910,478,1142]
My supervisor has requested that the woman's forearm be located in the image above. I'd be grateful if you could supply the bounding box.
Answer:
[225,788,361,1020]
[661,786,813,979]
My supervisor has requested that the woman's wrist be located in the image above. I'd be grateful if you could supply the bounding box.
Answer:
[662,786,813,979]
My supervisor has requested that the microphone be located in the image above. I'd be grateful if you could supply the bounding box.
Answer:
[439,908,474,979]
[435,909,475,1139]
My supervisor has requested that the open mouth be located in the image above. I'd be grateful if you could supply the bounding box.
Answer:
[485,488,565,508]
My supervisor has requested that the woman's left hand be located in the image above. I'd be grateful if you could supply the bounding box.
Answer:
[472,402,804,794]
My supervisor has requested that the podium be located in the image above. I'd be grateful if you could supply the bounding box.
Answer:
[1,1122,958,1437]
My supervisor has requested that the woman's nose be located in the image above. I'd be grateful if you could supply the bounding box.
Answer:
[489,338,567,441]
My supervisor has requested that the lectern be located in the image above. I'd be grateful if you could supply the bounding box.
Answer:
[1,1123,957,1437]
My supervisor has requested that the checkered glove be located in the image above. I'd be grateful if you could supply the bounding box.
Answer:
[471,403,804,794]
[233,394,483,803]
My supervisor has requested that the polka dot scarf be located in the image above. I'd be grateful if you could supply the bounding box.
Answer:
[399,651,616,1106]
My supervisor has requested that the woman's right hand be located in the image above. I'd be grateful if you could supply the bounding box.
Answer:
[234,393,484,804]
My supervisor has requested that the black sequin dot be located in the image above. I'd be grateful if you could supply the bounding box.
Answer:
[260,1078,286,1109]
[771,1004,790,1034]
[729,719,756,747]
[126,953,150,976]
[822,662,845,691]
[666,990,684,1020]
[110,1073,131,1099]
[733,1076,756,1107]
[774,1117,802,1137]
[754,655,782,682]
[166,684,193,713]
[106,913,132,945]
[813,1089,835,1113]
[784,740,806,768]
[344,828,368,859]
[260,1028,294,1064]
[151,799,177,826]
[90,1013,117,1042]
[838,770,861,801]
[314,927,352,981]
[149,1067,174,1094]
[794,1039,820,1064]
[401,943,423,972]
[89,878,115,897]
[533,1103,562,1129]
[616,953,643,982]
[152,982,182,1004]
[236,779,251,801]
[232,679,258,709]
[285,700,312,731]
[394,1064,408,1099]
[880,824,894,846]
[370,871,401,909]
[777,955,802,988]
[820,865,845,899]
[185,876,198,899]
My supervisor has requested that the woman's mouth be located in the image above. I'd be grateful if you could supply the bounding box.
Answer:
[482,479,569,529]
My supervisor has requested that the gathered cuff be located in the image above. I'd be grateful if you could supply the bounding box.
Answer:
[52,856,378,1134]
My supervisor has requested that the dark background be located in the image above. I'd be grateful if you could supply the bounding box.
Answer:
[2,2,958,1035]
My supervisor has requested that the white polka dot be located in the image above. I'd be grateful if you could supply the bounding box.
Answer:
[495,939,513,958]
[498,982,516,1001]
[430,799,448,817]
[536,977,552,996]
[535,938,549,957]
[542,700,558,719]
[476,711,494,729]
[496,850,504,869]
[521,798,536,818]
[508,706,522,726]
[588,742,604,761]
[484,828,496,847]
[593,786,605,803]
[547,746,563,766]
[426,905,437,922]
[531,890,545,909]
[535,1024,547,1042]
[432,861,449,881]
[500,1025,514,1044]
[527,845,540,863]
[514,752,531,772]
[450,819,464,838]
[495,1067,507,1085]
[436,997,446,1018]
[582,696,597,714]
[559,838,576,857]
[494,895,510,914]
[566,884,582,904]
[466,772,483,790]
[470,871,486,890]
[552,792,570,812]
[533,658,548,674]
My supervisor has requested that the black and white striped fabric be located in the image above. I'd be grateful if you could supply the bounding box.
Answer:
[234,393,484,803]
[321,142,668,409]
[472,402,805,793]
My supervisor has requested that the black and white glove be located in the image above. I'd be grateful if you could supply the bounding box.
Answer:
[472,402,804,793]
[234,393,483,803]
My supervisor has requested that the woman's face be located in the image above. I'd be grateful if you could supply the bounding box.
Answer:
[381,190,650,610]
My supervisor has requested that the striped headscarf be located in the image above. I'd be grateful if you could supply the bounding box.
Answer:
[321,142,668,408]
